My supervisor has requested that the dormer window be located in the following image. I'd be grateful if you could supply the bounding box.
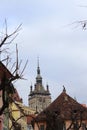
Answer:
[64,96,68,101]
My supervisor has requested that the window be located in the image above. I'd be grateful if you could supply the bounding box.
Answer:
[63,124,66,130]
[82,123,87,130]
[40,125,44,130]
[28,125,33,130]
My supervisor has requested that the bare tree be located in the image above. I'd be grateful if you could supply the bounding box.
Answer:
[0,21,28,115]
[44,107,86,130]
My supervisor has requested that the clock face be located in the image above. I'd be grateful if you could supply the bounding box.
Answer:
[39,97,45,102]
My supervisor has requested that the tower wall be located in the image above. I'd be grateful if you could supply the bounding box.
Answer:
[28,62,51,113]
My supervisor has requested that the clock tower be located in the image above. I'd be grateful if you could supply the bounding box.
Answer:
[28,61,51,113]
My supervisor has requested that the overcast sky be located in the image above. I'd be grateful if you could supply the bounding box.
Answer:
[0,0,87,105]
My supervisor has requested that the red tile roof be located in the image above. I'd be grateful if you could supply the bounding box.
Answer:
[36,91,87,121]
[0,61,13,79]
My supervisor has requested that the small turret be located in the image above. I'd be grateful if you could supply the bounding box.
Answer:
[46,84,49,92]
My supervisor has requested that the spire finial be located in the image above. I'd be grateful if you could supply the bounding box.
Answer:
[63,85,66,93]
[37,57,40,75]
[46,83,49,92]
[37,56,39,68]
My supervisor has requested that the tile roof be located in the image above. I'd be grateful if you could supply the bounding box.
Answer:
[0,62,22,103]
[35,91,87,121]
[0,61,13,79]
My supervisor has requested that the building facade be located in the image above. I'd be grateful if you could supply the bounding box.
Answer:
[0,61,35,130]
[34,88,87,130]
[0,61,13,130]
[28,62,51,113]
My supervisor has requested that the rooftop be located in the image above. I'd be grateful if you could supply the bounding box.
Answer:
[36,88,87,121]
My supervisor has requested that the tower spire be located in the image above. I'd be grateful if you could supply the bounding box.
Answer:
[36,57,42,84]
[37,57,39,68]
[37,57,40,75]
[28,60,51,113]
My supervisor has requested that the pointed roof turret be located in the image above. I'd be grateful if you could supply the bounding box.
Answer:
[29,60,51,96]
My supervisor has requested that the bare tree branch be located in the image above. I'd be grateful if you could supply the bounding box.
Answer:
[20,60,28,77]
[0,23,22,48]
[0,22,28,116]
